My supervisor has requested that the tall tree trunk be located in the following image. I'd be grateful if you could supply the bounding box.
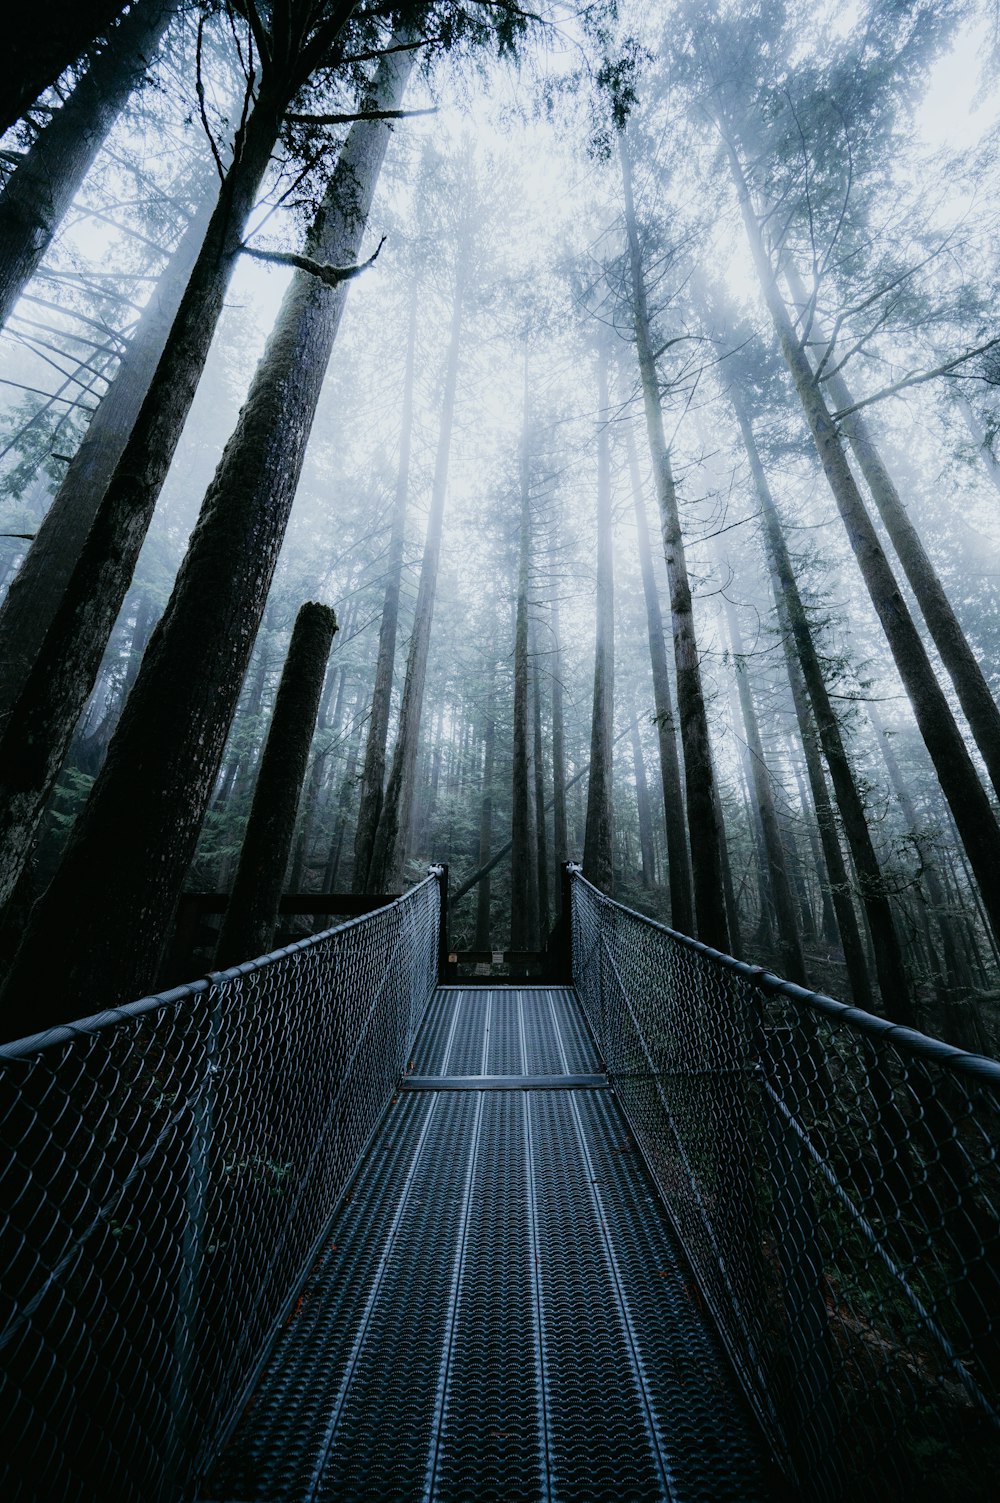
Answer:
[367,237,467,893]
[583,336,614,893]
[625,424,692,930]
[475,654,496,951]
[531,616,551,938]
[721,585,807,983]
[1,1,130,135]
[511,349,540,945]
[0,156,219,720]
[620,132,727,947]
[548,525,569,910]
[215,602,336,967]
[731,391,906,1018]
[629,703,656,889]
[0,52,412,1029]
[0,0,178,332]
[786,261,1000,805]
[727,134,1000,954]
[353,279,418,890]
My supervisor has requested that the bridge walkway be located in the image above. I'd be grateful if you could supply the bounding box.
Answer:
[201,986,778,1502]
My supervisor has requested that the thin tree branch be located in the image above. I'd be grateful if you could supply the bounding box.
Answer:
[196,17,226,183]
[831,337,1000,419]
[239,0,272,72]
[239,235,387,286]
[285,105,437,125]
[336,35,440,66]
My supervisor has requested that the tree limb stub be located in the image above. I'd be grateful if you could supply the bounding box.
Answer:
[239,236,387,286]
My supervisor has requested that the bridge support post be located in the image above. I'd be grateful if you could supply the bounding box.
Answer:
[430,864,453,983]
[545,862,576,984]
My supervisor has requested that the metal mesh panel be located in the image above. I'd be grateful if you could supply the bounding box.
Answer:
[570,869,1000,1502]
[0,874,441,1503]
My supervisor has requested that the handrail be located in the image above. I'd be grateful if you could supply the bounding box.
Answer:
[0,872,442,1502]
[567,867,1000,1502]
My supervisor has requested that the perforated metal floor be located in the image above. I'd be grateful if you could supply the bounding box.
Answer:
[201,987,779,1501]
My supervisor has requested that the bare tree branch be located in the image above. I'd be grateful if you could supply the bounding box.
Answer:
[240,235,388,286]
[196,17,226,183]
[831,337,1000,419]
[285,105,438,125]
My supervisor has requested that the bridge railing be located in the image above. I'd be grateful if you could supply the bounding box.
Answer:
[569,869,1000,1502]
[0,871,442,1503]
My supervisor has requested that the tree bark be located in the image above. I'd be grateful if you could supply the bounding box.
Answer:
[620,132,728,947]
[215,602,337,968]
[727,134,1000,955]
[625,424,692,930]
[353,279,418,890]
[0,49,412,1028]
[0,2,130,135]
[0,156,219,721]
[785,261,1000,805]
[367,236,467,893]
[583,335,614,893]
[0,0,178,333]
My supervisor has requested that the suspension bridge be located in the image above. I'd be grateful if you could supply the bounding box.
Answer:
[1,867,998,1500]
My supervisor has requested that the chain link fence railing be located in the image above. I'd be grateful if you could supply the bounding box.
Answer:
[0,873,441,1503]
[570,869,1000,1502]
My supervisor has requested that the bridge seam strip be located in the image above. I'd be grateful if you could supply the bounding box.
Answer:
[400,1073,608,1090]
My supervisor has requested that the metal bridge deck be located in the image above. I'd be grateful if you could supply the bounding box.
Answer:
[200,987,777,1502]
